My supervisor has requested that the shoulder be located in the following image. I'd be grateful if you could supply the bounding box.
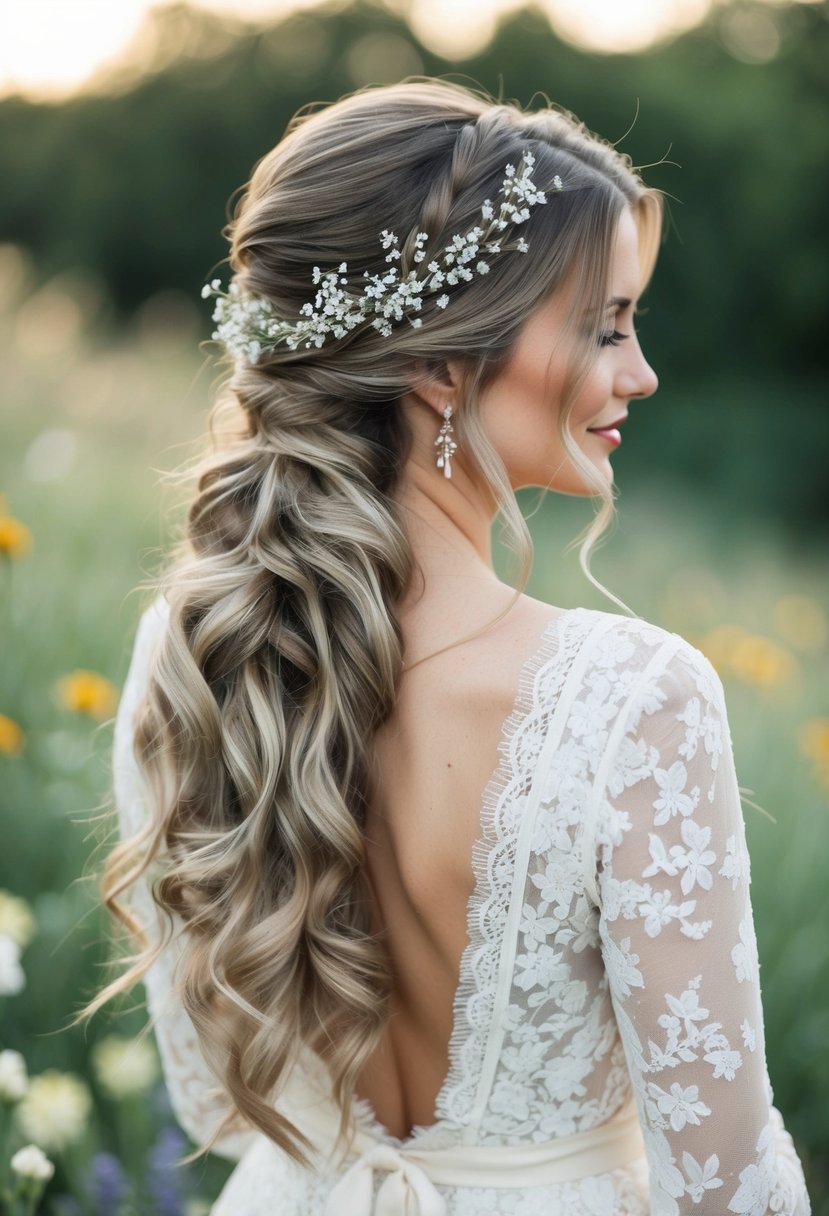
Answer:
[117,594,170,726]
[566,608,725,725]
[127,593,171,672]
[577,614,731,789]
[580,607,720,681]
[136,592,171,644]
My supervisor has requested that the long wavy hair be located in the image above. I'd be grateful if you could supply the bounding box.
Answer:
[82,79,663,1166]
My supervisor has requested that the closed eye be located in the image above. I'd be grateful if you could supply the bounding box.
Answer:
[598,330,629,347]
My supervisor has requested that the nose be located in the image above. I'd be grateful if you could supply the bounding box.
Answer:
[617,340,658,401]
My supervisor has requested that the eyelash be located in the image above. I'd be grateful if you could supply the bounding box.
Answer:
[599,329,629,347]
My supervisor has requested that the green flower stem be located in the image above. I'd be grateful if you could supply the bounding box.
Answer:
[21,1176,41,1216]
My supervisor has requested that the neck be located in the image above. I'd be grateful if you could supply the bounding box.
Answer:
[391,398,511,669]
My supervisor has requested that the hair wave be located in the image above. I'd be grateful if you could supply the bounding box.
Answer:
[81,79,663,1165]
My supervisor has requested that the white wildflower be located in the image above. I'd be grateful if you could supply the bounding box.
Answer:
[0,934,24,995]
[436,295,449,309]
[0,891,36,949]
[183,1202,212,1216]
[91,1035,159,1099]
[16,1071,92,1151]
[10,1144,54,1182]
[0,1049,28,1102]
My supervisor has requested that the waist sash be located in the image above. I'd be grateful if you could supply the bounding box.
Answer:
[308,1100,645,1216]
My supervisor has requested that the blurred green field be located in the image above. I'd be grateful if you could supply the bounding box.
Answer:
[1,283,827,1211]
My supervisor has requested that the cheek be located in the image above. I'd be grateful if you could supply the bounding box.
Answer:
[572,367,613,426]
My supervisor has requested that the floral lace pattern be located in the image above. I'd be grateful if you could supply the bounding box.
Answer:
[588,622,811,1214]
[113,599,811,1214]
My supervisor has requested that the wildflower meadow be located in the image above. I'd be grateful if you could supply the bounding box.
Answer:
[1,249,827,1212]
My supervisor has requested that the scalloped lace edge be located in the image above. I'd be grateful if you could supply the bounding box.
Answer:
[350,607,599,1150]
[433,606,600,1141]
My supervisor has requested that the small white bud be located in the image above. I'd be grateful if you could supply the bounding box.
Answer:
[11,1144,54,1182]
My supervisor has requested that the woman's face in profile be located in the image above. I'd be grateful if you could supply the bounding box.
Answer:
[477,206,659,494]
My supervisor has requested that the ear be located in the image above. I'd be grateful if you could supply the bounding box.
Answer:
[407,358,464,419]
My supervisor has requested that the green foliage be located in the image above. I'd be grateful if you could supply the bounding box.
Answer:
[0,1,827,529]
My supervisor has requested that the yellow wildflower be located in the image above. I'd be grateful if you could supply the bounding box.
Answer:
[695,624,750,675]
[16,1070,92,1152]
[91,1034,159,1099]
[774,594,827,655]
[0,498,32,558]
[0,713,25,757]
[798,719,829,763]
[730,634,797,690]
[0,890,36,948]
[55,670,119,720]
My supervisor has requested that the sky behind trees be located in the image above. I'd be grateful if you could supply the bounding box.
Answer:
[1,0,818,98]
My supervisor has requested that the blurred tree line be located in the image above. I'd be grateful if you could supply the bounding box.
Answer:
[1,0,827,532]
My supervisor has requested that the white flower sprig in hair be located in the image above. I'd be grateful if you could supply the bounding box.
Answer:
[202,151,560,364]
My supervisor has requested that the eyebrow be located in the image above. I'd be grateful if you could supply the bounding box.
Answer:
[606,296,633,310]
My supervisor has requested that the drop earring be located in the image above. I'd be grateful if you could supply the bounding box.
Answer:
[434,404,458,480]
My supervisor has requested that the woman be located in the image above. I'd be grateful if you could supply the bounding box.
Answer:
[91,80,811,1214]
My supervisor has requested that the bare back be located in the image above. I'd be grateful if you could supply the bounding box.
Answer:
[354,593,567,1141]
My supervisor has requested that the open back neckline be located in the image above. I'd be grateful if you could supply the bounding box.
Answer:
[347,604,591,1149]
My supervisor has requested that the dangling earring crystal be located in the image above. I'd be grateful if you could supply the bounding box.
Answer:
[434,404,458,480]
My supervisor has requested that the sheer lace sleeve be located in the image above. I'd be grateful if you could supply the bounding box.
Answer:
[588,627,810,1214]
[112,596,257,1161]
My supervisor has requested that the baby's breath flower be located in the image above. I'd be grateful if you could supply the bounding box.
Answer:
[0,934,25,995]
[55,670,119,720]
[91,1034,159,1099]
[16,1070,92,1151]
[202,151,561,363]
[0,714,25,758]
[10,1143,54,1182]
[0,1049,28,1102]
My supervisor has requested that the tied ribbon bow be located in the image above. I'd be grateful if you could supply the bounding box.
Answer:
[323,1143,447,1216]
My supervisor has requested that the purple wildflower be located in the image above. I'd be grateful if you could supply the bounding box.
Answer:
[86,1153,129,1215]
[147,1126,188,1216]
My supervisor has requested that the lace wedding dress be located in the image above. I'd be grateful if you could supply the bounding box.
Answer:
[113,595,811,1215]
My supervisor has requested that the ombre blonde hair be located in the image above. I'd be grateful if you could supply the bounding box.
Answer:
[83,79,663,1166]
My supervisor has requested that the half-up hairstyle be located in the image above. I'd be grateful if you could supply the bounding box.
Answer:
[82,79,663,1165]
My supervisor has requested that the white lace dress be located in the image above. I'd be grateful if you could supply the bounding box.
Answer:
[113,596,812,1215]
